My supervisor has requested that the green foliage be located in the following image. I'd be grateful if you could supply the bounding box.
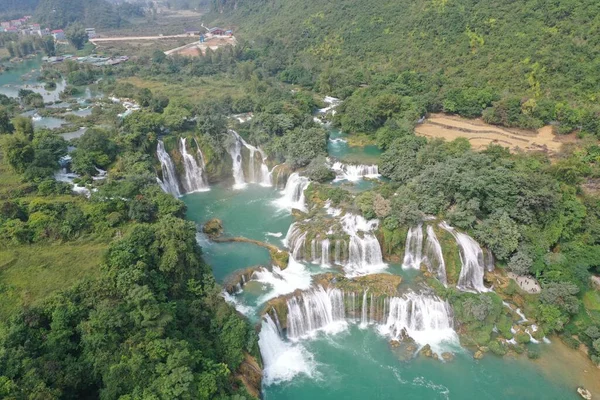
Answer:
[305,156,335,183]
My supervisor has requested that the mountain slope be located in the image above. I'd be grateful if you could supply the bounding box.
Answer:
[212,0,600,108]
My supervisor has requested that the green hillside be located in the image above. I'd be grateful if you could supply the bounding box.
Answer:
[211,0,600,134]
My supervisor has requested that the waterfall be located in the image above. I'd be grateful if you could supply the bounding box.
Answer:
[378,292,458,354]
[287,286,347,339]
[275,172,311,211]
[252,257,312,304]
[320,239,330,267]
[439,222,488,293]
[228,132,246,189]
[284,223,307,260]
[179,138,209,193]
[156,140,181,197]
[402,225,424,270]
[331,161,380,182]
[341,214,386,276]
[484,248,495,272]
[258,314,316,385]
[228,130,271,187]
[360,290,369,327]
[422,226,447,286]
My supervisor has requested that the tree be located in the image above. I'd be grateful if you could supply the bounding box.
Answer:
[66,22,88,50]
[1,134,34,173]
[474,211,520,261]
[0,107,13,134]
[507,251,533,275]
[539,282,580,314]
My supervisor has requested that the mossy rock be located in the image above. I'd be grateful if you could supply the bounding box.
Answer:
[515,332,531,344]
[271,249,289,270]
[434,225,462,286]
[379,226,407,260]
[202,218,224,239]
[488,340,507,356]
[497,314,514,339]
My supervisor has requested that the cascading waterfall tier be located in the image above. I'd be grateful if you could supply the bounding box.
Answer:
[331,161,380,182]
[283,213,384,275]
[287,286,347,339]
[259,314,316,385]
[228,130,272,188]
[340,214,386,276]
[273,286,457,355]
[179,137,209,193]
[422,226,447,286]
[156,140,181,197]
[275,172,311,211]
[402,225,424,270]
[439,222,488,292]
[378,292,458,353]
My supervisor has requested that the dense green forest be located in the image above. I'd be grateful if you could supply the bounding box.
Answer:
[0,86,261,398]
[208,0,600,137]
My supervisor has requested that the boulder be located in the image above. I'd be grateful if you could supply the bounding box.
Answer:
[202,218,223,239]
[419,344,433,358]
[474,350,484,360]
[441,352,454,362]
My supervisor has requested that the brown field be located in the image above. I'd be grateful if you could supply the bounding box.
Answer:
[415,113,576,155]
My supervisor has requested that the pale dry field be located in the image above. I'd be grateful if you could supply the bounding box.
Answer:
[415,113,576,155]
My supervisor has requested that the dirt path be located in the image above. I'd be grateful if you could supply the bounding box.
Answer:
[90,34,192,42]
[165,36,236,56]
[415,113,576,155]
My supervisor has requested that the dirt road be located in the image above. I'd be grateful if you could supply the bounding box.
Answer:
[90,34,193,43]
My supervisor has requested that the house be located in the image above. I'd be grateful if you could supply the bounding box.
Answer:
[208,27,226,36]
[85,28,96,39]
[52,29,65,41]
[11,20,22,27]
[185,28,200,36]
[1,22,11,29]
[6,27,18,34]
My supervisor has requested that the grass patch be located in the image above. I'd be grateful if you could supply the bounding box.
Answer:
[0,156,29,199]
[120,76,247,102]
[0,239,107,320]
[583,290,600,311]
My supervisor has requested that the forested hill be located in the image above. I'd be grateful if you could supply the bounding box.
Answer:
[0,0,135,29]
[211,0,600,130]
[34,0,124,29]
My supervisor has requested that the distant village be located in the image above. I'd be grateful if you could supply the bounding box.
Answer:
[0,15,97,42]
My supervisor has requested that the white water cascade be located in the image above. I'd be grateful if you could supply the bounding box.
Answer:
[439,222,488,292]
[228,130,272,188]
[402,225,424,270]
[422,226,447,286]
[276,173,311,211]
[156,140,181,197]
[228,131,246,189]
[252,257,313,304]
[286,286,347,339]
[179,138,209,193]
[379,292,458,353]
[331,161,380,182]
[258,314,316,385]
[341,214,386,276]
[284,223,307,260]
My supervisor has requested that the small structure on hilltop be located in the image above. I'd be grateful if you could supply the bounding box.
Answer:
[208,27,227,36]
[185,28,201,36]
